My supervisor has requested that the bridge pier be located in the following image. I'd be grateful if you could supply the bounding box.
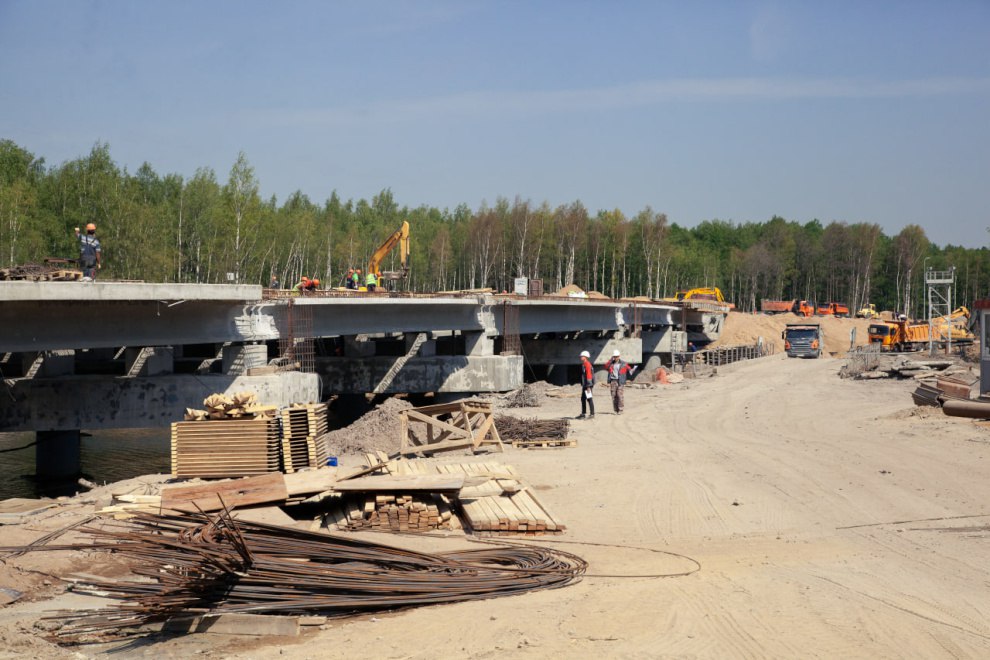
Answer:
[36,430,81,478]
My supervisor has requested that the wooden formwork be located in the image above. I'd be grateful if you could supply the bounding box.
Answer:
[399,400,503,456]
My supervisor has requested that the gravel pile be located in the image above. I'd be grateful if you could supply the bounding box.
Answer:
[321,397,413,458]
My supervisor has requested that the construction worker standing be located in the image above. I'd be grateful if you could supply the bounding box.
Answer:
[352,269,362,289]
[74,223,102,280]
[365,270,378,293]
[605,349,637,414]
[345,268,355,289]
[577,350,595,419]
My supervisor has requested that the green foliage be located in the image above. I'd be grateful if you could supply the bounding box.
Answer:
[0,140,987,315]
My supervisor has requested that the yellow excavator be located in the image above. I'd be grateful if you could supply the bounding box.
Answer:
[663,287,726,303]
[368,220,410,282]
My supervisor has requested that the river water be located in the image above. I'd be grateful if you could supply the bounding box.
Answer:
[0,429,171,500]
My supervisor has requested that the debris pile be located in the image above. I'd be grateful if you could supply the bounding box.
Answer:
[0,261,82,281]
[321,397,413,457]
[841,354,971,381]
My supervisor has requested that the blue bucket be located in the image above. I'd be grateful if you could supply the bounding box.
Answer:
[327,456,338,467]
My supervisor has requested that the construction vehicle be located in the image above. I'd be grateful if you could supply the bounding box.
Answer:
[867,309,974,352]
[783,323,823,358]
[368,220,410,282]
[816,302,850,317]
[761,299,815,317]
[673,287,725,303]
[856,303,880,319]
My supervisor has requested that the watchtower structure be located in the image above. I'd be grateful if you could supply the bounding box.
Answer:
[925,266,955,354]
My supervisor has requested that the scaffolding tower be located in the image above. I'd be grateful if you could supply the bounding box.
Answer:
[925,266,955,355]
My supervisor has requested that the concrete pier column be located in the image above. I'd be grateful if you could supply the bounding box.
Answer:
[125,346,174,376]
[465,332,495,357]
[222,343,268,375]
[35,430,81,478]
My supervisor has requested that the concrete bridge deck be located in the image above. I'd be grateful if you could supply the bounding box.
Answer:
[1,281,726,434]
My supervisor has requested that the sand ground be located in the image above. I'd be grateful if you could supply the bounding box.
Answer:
[2,352,989,659]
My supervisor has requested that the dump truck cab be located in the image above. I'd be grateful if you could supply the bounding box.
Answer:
[868,322,896,349]
[783,323,823,358]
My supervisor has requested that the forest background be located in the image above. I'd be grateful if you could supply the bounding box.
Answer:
[2,140,987,319]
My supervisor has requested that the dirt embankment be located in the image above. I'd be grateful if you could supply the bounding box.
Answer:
[714,311,874,357]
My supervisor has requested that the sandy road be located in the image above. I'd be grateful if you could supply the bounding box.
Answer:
[5,353,990,659]
[224,354,989,660]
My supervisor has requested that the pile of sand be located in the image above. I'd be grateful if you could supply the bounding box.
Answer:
[321,397,413,457]
[714,311,874,357]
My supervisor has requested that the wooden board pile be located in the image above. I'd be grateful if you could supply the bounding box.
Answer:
[324,492,458,533]
[171,417,281,478]
[387,459,566,535]
[280,403,330,472]
[183,391,276,420]
[494,415,573,448]
[173,392,280,478]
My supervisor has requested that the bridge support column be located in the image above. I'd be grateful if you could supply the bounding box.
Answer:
[125,347,174,376]
[222,343,268,375]
[36,430,81,478]
[465,332,495,357]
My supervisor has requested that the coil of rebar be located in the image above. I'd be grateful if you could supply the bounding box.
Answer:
[34,509,586,638]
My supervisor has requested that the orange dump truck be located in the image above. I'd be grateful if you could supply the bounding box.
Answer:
[868,320,930,351]
[761,299,814,317]
[816,302,850,317]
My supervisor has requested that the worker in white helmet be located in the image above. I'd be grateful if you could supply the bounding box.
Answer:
[605,349,637,415]
[576,350,595,419]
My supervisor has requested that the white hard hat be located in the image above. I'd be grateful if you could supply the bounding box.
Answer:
[580,350,590,358]
[612,349,621,357]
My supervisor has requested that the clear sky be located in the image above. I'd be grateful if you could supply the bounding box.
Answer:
[2,1,989,248]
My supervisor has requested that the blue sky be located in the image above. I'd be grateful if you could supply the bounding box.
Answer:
[2,0,989,247]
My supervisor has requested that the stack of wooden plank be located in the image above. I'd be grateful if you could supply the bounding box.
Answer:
[325,493,457,532]
[389,459,565,535]
[280,403,329,472]
[170,417,281,478]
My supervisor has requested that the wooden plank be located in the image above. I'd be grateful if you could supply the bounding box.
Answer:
[331,474,465,492]
[161,473,288,512]
[404,410,473,439]
[162,614,299,637]
[283,468,337,496]
[399,436,475,456]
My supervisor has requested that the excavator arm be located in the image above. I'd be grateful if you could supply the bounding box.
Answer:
[368,221,410,281]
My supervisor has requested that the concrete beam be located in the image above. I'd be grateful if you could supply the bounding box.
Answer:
[318,356,522,394]
[0,300,277,352]
[0,372,319,432]
[295,297,489,337]
[521,337,643,365]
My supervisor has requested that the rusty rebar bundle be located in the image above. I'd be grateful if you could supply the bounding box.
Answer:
[35,509,586,638]
[494,415,570,441]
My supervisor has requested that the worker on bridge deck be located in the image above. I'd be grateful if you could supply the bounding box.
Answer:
[74,223,102,280]
[365,270,378,292]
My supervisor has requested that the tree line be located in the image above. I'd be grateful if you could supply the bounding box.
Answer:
[1,139,988,317]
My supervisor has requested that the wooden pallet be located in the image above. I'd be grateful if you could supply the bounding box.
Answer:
[171,418,280,478]
[510,438,577,449]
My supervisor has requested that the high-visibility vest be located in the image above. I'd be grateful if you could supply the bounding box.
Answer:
[366,272,377,286]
